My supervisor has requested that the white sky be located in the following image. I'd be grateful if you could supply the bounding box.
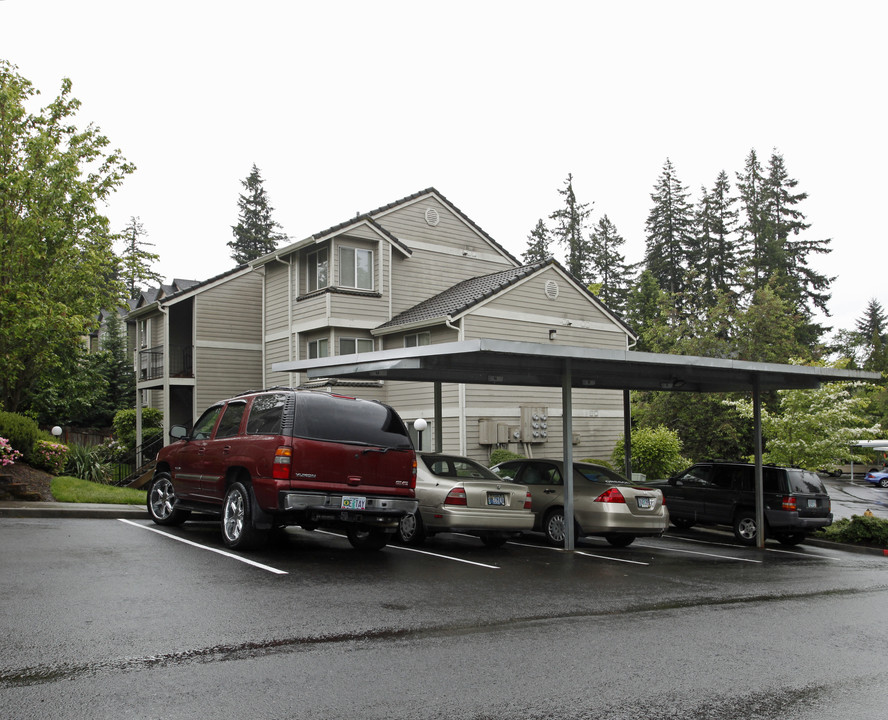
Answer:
[2,0,885,336]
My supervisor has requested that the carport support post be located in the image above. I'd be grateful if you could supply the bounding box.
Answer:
[562,359,575,551]
[623,389,632,479]
[434,381,443,453]
[753,377,765,549]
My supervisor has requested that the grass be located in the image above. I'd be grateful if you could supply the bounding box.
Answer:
[50,475,147,505]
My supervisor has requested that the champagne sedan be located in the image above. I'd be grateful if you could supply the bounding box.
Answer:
[490,459,668,547]
[397,453,534,547]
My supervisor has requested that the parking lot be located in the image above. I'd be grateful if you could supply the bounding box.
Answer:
[3,511,888,719]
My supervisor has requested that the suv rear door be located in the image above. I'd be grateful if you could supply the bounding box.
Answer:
[704,465,749,524]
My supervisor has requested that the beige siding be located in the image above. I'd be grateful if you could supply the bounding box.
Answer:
[329,292,389,324]
[195,272,263,343]
[195,347,263,410]
[264,262,290,334]
[264,337,292,387]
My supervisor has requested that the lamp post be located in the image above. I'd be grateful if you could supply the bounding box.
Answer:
[413,418,427,452]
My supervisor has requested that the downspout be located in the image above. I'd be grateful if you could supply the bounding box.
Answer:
[158,304,170,446]
[444,316,466,455]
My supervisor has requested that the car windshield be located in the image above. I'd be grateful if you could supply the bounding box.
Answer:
[575,463,628,485]
[421,455,500,480]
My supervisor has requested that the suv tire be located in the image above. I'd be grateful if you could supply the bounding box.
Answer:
[346,527,389,551]
[222,481,269,551]
[147,473,191,526]
[733,509,759,545]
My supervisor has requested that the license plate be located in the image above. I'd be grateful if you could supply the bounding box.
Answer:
[341,496,366,511]
[637,496,653,509]
[487,493,506,506]
[807,499,817,508]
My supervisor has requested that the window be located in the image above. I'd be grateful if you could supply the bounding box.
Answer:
[307,247,328,292]
[308,338,329,359]
[246,394,287,435]
[404,332,431,348]
[340,337,374,355]
[192,406,223,440]
[215,402,247,438]
[340,246,373,290]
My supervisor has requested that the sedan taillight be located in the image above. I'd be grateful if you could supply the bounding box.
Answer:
[594,487,626,503]
[524,492,532,510]
[444,488,468,506]
[782,496,797,511]
[272,446,292,480]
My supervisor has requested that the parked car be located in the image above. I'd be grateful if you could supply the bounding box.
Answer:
[397,452,533,547]
[864,469,888,488]
[147,388,418,551]
[489,459,668,547]
[650,461,832,545]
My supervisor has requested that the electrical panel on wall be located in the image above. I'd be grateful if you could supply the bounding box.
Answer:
[520,406,549,443]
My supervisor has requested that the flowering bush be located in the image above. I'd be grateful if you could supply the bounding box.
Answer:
[31,440,69,475]
[0,437,23,468]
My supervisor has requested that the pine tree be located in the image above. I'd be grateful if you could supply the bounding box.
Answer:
[735,149,769,292]
[644,159,694,304]
[691,171,739,308]
[549,174,593,282]
[522,219,551,264]
[228,164,287,264]
[855,298,888,372]
[588,215,630,313]
[118,216,162,299]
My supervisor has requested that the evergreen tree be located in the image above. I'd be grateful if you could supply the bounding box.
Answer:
[549,174,593,282]
[854,298,888,372]
[100,310,136,413]
[735,149,770,292]
[228,164,287,264]
[588,215,630,313]
[119,216,162,299]
[624,270,665,352]
[522,218,551,264]
[689,171,739,312]
[644,159,694,305]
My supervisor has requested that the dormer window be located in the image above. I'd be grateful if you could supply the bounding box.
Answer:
[340,246,373,290]
[307,247,329,292]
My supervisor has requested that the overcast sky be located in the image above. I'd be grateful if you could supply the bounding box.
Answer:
[2,0,884,336]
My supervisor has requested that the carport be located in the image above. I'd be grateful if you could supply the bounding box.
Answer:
[273,339,880,550]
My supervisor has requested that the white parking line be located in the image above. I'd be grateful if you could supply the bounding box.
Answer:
[575,551,650,566]
[315,530,501,569]
[635,541,762,563]
[119,519,288,575]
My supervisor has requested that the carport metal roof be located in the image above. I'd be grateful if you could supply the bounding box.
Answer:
[272,339,876,392]
[273,339,881,551]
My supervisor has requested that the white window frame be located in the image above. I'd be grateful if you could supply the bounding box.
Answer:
[307,247,329,292]
[404,332,431,348]
[339,246,373,290]
[308,338,329,359]
[339,337,374,355]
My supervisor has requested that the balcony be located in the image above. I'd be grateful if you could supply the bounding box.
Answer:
[139,345,193,381]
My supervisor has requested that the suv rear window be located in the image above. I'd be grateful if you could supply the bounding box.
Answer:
[786,469,827,494]
[294,392,411,448]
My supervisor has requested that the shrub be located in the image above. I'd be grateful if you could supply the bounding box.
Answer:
[612,426,690,481]
[65,443,112,484]
[814,515,888,547]
[487,448,526,466]
[0,437,23,468]
[112,407,163,451]
[0,411,40,464]
[31,440,69,474]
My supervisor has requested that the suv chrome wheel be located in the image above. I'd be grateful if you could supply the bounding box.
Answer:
[147,473,189,526]
[222,482,268,550]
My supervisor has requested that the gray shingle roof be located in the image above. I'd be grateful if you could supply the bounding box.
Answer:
[375,260,550,331]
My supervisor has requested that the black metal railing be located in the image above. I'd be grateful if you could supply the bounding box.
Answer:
[111,432,164,486]
[138,345,193,381]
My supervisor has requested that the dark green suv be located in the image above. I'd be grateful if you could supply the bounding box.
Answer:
[654,462,833,546]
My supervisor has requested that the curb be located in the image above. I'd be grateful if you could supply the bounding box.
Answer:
[0,501,148,519]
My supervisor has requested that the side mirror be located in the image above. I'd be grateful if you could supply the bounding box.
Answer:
[170,425,188,440]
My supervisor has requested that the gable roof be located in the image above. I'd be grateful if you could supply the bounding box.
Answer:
[126,267,248,317]
[373,258,636,339]
[252,187,520,267]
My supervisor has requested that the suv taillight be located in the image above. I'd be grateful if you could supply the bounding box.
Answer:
[782,496,797,511]
[444,488,468,506]
[411,457,417,489]
[594,488,626,504]
[273,446,292,480]
[524,492,532,510]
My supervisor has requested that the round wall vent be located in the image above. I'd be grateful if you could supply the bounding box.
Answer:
[544,280,560,300]
[425,208,440,226]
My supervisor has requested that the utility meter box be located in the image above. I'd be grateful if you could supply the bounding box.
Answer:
[519,405,549,443]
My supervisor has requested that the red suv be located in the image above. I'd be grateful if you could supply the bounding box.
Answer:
[147,389,418,551]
